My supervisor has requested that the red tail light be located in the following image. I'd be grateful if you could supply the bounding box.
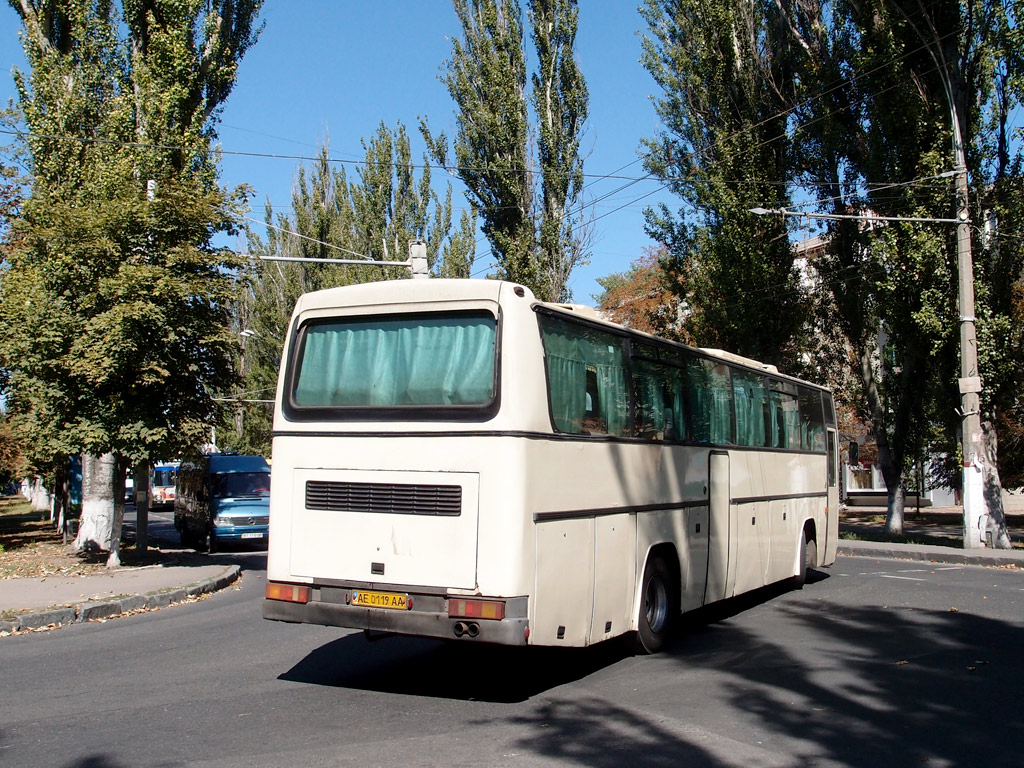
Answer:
[265,582,311,604]
[448,598,505,621]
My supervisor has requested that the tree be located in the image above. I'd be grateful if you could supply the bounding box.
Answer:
[639,0,811,367]
[233,127,471,456]
[0,0,263,564]
[424,0,589,301]
[594,247,683,337]
[530,0,589,301]
[780,0,1024,540]
[637,0,1024,540]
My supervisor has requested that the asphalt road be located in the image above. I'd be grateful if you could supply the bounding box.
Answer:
[1,553,1022,768]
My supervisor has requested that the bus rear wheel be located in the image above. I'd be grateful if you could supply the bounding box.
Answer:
[634,555,678,654]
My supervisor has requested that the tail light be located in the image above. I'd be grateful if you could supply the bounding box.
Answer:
[448,598,505,621]
[265,582,311,604]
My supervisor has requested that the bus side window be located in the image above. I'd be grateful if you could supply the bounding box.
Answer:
[582,368,606,434]
[633,353,685,442]
[538,314,628,437]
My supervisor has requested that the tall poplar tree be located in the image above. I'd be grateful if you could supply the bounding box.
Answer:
[424,0,589,301]
[530,0,589,302]
[0,1,263,563]
[233,125,473,456]
[639,0,810,365]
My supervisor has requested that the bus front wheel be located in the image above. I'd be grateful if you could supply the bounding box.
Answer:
[634,555,678,654]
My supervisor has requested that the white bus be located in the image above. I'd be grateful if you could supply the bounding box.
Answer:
[263,279,839,652]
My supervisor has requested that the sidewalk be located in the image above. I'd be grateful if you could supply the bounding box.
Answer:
[837,504,1024,567]
[0,558,240,635]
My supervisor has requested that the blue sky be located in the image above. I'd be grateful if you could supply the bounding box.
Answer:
[0,1,675,304]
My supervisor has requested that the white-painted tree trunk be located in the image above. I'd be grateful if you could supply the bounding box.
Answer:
[74,453,125,566]
[980,421,1013,549]
[28,476,50,512]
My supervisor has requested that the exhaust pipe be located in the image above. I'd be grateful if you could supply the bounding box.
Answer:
[453,621,468,638]
[466,622,480,638]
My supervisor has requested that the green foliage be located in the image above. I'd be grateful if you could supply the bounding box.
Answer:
[424,0,589,301]
[639,0,810,366]
[636,0,1024,505]
[529,0,589,301]
[786,0,1024,494]
[231,126,465,456]
[0,0,263,470]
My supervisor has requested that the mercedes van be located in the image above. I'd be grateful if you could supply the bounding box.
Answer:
[174,454,270,551]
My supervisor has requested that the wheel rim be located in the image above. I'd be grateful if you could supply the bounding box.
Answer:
[645,576,669,633]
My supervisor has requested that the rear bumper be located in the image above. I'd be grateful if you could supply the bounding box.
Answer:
[263,585,529,646]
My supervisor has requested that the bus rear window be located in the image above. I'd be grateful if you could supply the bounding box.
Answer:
[288,312,498,413]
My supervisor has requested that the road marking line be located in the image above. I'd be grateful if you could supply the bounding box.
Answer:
[879,575,927,581]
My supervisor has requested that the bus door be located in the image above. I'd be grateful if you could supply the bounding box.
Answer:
[704,450,736,604]
[825,428,840,563]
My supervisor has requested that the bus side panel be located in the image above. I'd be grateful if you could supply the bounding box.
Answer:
[591,513,635,643]
[683,505,709,613]
[731,452,771,596]
[759,451,830,580]
[534,518,594,646]
[634,507,705,616]
[768,496,798,583]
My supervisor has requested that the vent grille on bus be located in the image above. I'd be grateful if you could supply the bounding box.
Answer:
[304,480,463,517]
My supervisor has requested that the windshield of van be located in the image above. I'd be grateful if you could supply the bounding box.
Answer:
[210,472,270,499]
[290,311,497,409]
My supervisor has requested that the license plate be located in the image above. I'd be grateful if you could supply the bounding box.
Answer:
[241,532,264,539]
[351,589,410,610]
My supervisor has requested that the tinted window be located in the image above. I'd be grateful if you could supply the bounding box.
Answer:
[539,315,629,436]
[687,358,732,444]
[633,347,686,442]
[733,371,768,447]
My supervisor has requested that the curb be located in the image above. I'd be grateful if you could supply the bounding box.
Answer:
[0,564,241,635]
[838,542,1024,569]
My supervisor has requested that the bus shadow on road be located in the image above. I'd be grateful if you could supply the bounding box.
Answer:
[678,568,831,631]
[279,632,633,703]
[278,575,827,702]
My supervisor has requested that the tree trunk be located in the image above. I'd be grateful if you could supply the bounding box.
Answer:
[885,483,906,535]
[134,459,151,556]
[74,453,123,564]
[107,457,127,567]
[29,476,50,512]
[979,421,1013,549]
[875,430,907,535]
[51,461,66,527]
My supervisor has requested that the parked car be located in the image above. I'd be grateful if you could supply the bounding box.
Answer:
[174,454,270,552]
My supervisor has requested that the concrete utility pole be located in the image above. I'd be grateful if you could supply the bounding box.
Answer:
[135,179,158,555]
[951,115,986,548]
